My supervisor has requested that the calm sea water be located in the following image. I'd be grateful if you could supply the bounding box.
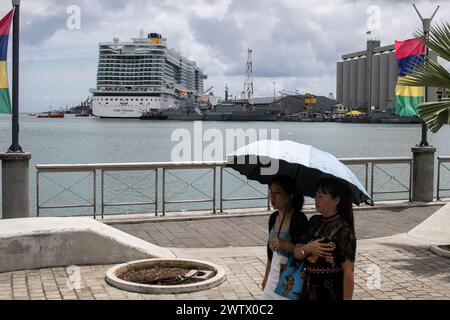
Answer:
[1,114,450,217]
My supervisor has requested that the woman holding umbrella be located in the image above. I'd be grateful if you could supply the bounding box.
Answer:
[261,175,308,300]
[294,177,356,300]
[226,139,369,300]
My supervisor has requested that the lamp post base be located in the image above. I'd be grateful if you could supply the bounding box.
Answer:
[411,146,436,202]
[0,152,31,219]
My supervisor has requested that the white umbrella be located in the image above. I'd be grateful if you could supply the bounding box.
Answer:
[226,139,371,205]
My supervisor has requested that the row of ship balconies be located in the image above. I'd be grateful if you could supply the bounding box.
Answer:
[98,57,164,63]
[98,72,164,76]
[98,63,164,67]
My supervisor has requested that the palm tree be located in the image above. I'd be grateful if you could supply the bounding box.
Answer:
[399,23,450,133]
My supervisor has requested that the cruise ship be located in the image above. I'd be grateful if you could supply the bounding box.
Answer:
[90,33,206,118]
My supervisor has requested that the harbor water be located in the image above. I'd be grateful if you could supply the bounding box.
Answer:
[1,114,450,217]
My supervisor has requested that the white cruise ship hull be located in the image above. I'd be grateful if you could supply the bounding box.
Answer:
[92,94,179,118]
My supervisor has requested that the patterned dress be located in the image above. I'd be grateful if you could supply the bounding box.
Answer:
[304,214,356,300]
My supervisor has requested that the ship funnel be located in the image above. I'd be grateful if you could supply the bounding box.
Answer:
[148,33,162,44]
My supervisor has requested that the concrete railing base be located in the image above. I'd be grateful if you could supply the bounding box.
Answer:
[0,217,175,273]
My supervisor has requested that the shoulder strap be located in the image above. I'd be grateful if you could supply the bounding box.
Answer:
[269,212,277,233]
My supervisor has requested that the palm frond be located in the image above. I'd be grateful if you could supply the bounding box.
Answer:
[417,100,450,133]
[413,23,450,63]
[398,58,450,88]
[401,23,450,133]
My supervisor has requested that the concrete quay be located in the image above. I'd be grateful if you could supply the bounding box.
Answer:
[0,201,450,300]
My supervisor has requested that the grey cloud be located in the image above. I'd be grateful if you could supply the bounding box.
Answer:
[21,0,129,46]
[189,16,245,69]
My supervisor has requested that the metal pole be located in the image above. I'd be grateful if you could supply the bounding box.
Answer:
[413,4,440,147]
[419,26,430,147]
[36,169,39,217]
[220,166,223,213]
[371,163,374,202]
[409,161,413,202]
[101,170,104,217]
[162,168,166,216]
[93,170,97,219]
[154,169,158,216]
[436,158,441,201]
[212,168,216,214]
[365,163,369,192]
[8,0,22,153]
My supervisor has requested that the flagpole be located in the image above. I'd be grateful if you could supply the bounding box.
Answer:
[8,0,21,153]
[413,4,439,147]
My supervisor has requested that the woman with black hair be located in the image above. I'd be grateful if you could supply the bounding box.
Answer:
[294,177,356,300]
[261,175,308,300]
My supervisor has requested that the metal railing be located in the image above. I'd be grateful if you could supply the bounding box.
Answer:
[340,157,413,203]
[36,156,414,218]
[437,156,450,200]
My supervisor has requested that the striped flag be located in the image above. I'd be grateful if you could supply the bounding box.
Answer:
[0,9,13,115]
[394,38,426,117]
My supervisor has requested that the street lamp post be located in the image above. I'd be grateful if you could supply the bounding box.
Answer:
[1,0,32,219]
[413,4,439,147]
[410,4,439,203]
[8,0,21,153]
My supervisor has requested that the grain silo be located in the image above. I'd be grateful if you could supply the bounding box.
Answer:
[388,51,397,103]
[336,61,344,103]
[350,58,358,108]
[379,52,390,111]
[357,56,367,109]
[337,39,441,116]
[370,53,380,109]
[343,59,351,107]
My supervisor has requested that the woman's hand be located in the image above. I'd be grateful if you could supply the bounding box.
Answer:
[271,237,285,250]
[304,238,334,257]
[271,237,294,252]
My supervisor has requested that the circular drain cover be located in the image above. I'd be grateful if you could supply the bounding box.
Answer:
[120,266,216,285]
[105,259,226,294]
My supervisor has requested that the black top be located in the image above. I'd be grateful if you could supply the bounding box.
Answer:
[304,214,356,301]
[267,211,309,261]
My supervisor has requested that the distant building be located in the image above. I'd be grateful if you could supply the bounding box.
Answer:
[248,95,336,115]
[336,40,438,115]
[332,104,350,119]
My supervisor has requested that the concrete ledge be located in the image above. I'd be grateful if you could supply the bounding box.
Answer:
[408,202,450,244]
[0,217,175,273]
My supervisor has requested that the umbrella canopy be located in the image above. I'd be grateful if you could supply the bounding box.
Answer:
[226,140,371,205]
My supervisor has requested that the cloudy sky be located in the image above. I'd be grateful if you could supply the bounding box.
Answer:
[0,0,447,112]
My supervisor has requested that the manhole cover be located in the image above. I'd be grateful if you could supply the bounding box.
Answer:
[105,259,226,294]
[430,244,450,259]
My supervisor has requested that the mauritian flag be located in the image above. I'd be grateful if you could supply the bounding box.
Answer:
[0,9,13,114]
[394,38,426,117]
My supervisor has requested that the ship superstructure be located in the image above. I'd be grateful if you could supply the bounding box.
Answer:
[90,33,206,118]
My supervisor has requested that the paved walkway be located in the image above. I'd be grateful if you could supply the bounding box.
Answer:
[112,205,439,248]
[1,204,450,300]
